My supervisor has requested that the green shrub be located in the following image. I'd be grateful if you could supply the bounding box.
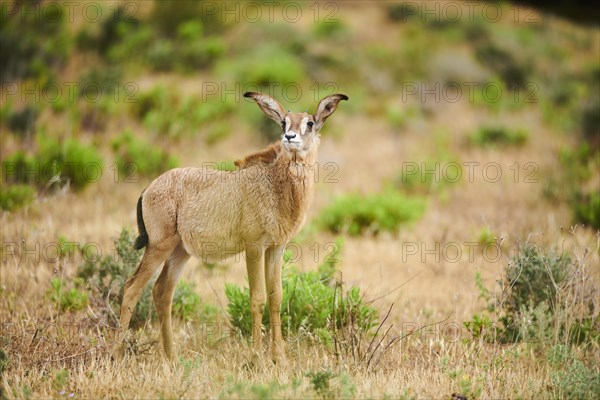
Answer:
[205,122,231,145]
[49,278,89,312]
[318,191,426,235]
[218,44,306,87]
[474,40,530,89]
[78,229,149,327]
[100,25,154,64]
[0,2,71,82]
[312,20,347,39]
[52,368,69,392]
[470,244,599,346]
[78,66,123,102]
[146,35,224,73]
[37,137,104,190]
[4,105,38,136]
[477,227,495,247]
[111,130,178,178]
[573,191,600,229]
[147,39,177,72]
[463,312,494,341]
[0,349,8,377]
[0,184,35,211]
[386,3,419,22]
[133,86,233,138]
[79,228,214,328]
[78,5,140,56]
[226,243,377,339]
[545,144,600,229]
[548,345,600,400]
[2,137,103,191]
[499,245,570,342]
[172,280,217,323]
[469,126,528,147]
[150,0,222,37]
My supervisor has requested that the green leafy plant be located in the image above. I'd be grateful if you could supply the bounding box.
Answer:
[547,345,600,399]
[477,227,495,247]
[2,136,103,191]
[544,144,600,230]
[468,244,598,346]
[172,280,217,323]
[112,130,178,178]
[49,278,89,312]
[469,126,528,147]
[306,370,356,400]
[0,2,71,82]
[572,191,600,230]
[312,20,347,39]
[52,368,69,392]
[499,245,570,343]
[4,105,38,136]
[0,184,35,211]
[133,86,233,138]
[226,242,377,339]
[306,370,335,398]
[0,349,10,377]
[220,44,306,87]
[318,190,426,235]
[79,228,214,328]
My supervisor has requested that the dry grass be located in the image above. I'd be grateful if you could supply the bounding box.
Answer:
[1,2,599,399]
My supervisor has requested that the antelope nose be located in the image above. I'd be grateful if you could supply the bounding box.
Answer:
[285,133,296,141]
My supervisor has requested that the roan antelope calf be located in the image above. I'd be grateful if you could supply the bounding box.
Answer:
[118,91,348,361]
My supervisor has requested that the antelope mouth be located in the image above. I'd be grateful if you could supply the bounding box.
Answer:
[283,140,302,151]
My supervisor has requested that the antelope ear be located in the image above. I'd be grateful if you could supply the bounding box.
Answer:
[314,94,348,126]
[244,92,286,123]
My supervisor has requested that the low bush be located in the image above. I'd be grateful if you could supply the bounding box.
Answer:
[544,144,600,230]
[312,20,347,39]
[386,3,419,23]
[0,184,35,211]
[4,105,38,137]
[572,191,600,230]
[465,244,598,346]
[0,2,71,83]
[318,190,426,235]
[133,86,233,139]
[499,245,570,343]
[2,137,103,191]
[78,229,214,328]
[49,278,89,312]
[37,137,104,190]
[111,130,178,178]
[226,241,378,340]
[477,227,495,247]
[547,345,600,399]
[218,44,306,87]
[469,126,528,147]
[172,280,217,323]
[474,40,530,90]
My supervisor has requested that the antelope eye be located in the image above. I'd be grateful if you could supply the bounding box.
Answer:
[307,121,314,129]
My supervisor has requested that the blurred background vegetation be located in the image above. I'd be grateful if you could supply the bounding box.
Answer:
[1,0,597,229]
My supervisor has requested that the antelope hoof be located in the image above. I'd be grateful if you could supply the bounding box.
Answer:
[271,342,287,365]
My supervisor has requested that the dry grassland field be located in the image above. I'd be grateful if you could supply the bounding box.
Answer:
[0,1,599,399]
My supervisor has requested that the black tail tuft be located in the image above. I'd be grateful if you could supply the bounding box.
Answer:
[134,195,148,250]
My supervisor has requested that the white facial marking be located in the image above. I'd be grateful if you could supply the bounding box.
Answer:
[285,116,291,133]
[300,116,309,135]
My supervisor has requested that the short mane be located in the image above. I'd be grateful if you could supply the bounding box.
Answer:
[234,142,283,169]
